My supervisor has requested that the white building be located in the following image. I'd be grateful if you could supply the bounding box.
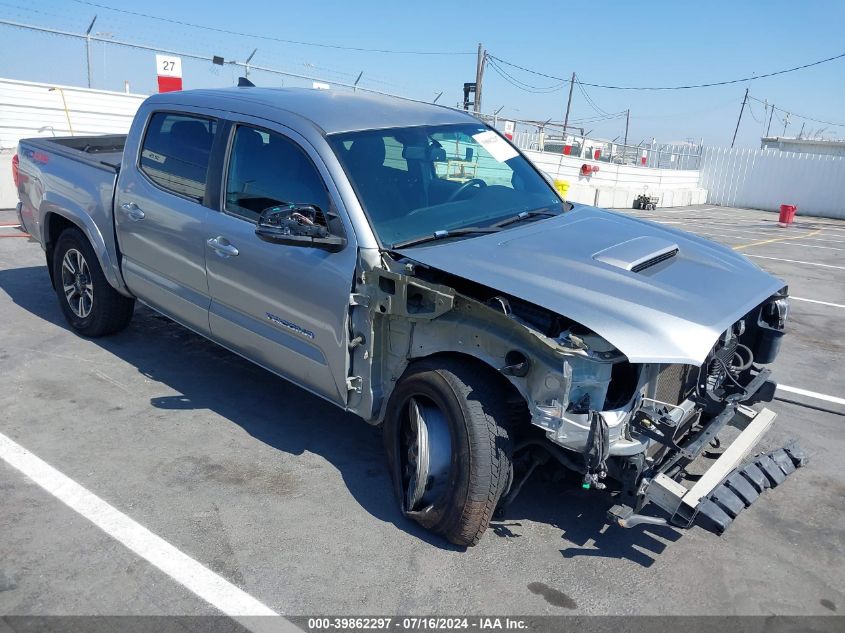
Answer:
[761,136,845,157]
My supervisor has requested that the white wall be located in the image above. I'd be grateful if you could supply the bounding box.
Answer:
[699,146,845,219]
[523,149,707,208]
[0,75,712,213]
[0,77,147,209]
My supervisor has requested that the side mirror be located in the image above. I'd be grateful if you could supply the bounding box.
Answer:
[255,204,346,252]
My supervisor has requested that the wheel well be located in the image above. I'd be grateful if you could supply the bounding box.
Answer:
[44,213,79,288]
[406,351,530,427]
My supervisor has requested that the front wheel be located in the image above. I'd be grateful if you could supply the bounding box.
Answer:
[383,358,513,546]
[53,227,135,337]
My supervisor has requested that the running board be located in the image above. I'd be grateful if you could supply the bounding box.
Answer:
[609,407,807,533]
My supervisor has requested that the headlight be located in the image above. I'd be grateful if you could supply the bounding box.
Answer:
[759,296,789,331]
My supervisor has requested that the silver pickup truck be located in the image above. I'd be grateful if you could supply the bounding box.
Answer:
[15,85,803,546]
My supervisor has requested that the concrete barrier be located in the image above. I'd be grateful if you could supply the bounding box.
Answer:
[523,149,706,209]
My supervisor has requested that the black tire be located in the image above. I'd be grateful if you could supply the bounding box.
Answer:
[52,227,135,337]
[383,357,513,546]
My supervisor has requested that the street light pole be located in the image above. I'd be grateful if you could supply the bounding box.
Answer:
[85,15,97,88]
[624,109,630,146]
[244,48,257,78]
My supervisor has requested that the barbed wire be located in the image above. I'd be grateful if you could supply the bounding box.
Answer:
[67,0,475,56]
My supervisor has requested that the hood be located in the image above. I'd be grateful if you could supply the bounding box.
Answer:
[398,205,785,365]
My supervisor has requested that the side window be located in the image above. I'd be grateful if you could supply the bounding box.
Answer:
[225,125,330,223]
[139,112,217,201]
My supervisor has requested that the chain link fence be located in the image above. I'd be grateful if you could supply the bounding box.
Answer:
[480,118,702,170]
[0,18,702,172]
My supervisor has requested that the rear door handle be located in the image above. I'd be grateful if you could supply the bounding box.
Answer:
[207,236,239,257]
[120,202,145,221]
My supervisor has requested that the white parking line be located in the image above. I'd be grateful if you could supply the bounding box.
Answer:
[705,230,845,248]
[778,385,845,407]
[681,222,845,244]
[745,254,845,270]
[0,431,295,632]
[650,219,837,236]
[792,297,845,309]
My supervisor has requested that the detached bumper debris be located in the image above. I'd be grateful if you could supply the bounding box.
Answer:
[693,442,807,533]
[609,406,808,534]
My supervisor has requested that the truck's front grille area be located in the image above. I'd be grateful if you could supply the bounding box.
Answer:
[654,364,695,406]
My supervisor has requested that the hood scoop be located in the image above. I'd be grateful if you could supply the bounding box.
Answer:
[593,236,679,273]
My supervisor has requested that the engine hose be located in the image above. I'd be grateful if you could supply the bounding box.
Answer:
[718,357,749,394]
[731,343,754,372]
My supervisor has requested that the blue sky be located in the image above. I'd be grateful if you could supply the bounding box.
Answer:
[1,0,843,147]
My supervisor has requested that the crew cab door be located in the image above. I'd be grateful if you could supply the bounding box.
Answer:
[115,110,217,334]
[203,121,357,404]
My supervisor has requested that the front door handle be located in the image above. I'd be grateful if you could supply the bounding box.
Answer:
[207,236,239,257]
[120,201,145,221]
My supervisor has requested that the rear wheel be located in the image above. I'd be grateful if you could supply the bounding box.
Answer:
[53,228,134,337]
[384,358,513,546]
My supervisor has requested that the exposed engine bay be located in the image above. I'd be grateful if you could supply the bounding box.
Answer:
[347,248,796,531]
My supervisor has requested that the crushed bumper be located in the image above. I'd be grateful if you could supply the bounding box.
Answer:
[609,406,807,533]
[688,441,807,532]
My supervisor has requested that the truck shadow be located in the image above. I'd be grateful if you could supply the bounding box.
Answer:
[492,475,683,567]
[1,264,681,563]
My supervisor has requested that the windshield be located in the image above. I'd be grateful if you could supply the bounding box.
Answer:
[328,123,563,247]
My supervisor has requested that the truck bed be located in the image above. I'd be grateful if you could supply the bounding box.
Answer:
[23,134,127,172]
[16,134,127,293]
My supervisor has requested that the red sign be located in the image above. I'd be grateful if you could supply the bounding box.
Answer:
[503,120,515,141]
[157,76,183,93]
[156,54,183,93]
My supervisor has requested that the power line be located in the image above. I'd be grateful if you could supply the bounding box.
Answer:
[748,95,845,128]
[488,51,845,90]
[574,77,625,118]
[487,63,626,124]
[568,111,627,124]
[486,57,566,93]
[67,0,474,56]
[747,99,763,124]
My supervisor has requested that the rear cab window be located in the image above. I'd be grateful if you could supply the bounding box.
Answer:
[139,112,217,202]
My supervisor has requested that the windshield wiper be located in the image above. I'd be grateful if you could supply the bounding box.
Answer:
[492,207,560,229]
[392,226,501,249]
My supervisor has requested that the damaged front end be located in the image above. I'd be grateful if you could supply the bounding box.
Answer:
[347,250,802,534]
[519,287,804,533]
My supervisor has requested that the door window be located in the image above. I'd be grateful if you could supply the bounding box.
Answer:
[139,112,217,202]
[225,125,330,223]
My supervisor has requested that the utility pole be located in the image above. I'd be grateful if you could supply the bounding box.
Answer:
[563,72,575,134]
[85,15,97,88]
[762,99,768,137]
[624,109,630,146]
[474,43,486,113]
[766,103,775,137]
[731,87,749,148]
